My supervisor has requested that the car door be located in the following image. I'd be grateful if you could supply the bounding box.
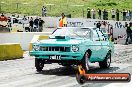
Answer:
[90,29,102,59]
[96,29,109,59]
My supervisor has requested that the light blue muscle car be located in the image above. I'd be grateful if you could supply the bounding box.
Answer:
[30,27,114,72]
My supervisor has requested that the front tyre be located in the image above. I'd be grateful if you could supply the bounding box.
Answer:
[35,58,44,72]
[82,52,90,72]
[99,52,111,68]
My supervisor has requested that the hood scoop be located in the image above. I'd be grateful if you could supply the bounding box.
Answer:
[55,36,70,41]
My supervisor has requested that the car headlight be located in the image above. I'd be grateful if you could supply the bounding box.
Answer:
[71,45,79,52]
[33,45,40,51]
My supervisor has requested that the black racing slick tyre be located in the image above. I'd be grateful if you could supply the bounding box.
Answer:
[99,52,111,68]
[82,52,90,72]
[35,58,44,72]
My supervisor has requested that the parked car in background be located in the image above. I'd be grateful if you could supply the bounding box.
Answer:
[30,27,114,72]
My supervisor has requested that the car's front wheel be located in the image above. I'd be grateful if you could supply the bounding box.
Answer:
[99,52,111,68]
[82,52,90,72]
[35,58,44,72]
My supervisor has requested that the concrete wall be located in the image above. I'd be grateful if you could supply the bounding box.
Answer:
[0,32,51,50]
[0,17,131,51]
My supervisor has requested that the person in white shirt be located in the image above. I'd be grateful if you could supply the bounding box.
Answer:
[111,8,116,20]
[91,9,96,19]
[42,6,45,17]
[126,10,130,21]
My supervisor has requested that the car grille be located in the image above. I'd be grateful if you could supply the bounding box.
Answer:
[40,46,70,52]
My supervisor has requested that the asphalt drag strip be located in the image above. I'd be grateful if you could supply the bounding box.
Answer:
[0,44,132,87]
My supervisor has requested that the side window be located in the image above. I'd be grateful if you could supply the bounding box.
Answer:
[84,30,92,39]
[93,30,100,41]
[97,30,106,41]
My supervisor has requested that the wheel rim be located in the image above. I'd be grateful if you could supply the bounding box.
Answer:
[85,52,89,70]
[39,62,43,68]
[107,54,111,67]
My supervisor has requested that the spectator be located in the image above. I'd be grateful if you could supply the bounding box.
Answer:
[116,9,120,21]
[103,9,107,20]
[106,10,108,20]
[28,17,30,21]
[34,17,39,27]
[101,21,107,28]
[129,10,132,21]
[39,18,44,32]
[126,10,131,21]
[22,16,30,32]
[59,13,67,27]
[34,17,39,31]
[122,9,127,21]
[91,9,96,19]
[29,17,34,32]
[17,15,19,18]
[87,7,91,18]
[111,8,116,20]
[22,15,28,28]
[1,13,4,16]
[7,17,12,28]
[96,21,101,29]
[44,7,47,17]
[42,6,45,17]
[97,8,101,19]
[42,6,47,17]
[23,15,27,20]
[125,22,132,45]
[12,14,15,17]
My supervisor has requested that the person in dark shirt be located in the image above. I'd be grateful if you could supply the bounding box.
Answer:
[87,7,91,18]
[8,17,12,28]
[103,9,107,20]
[33,17,39,32]
[116,9,119,21]
[122,9,126,21]
[96,21,101,29]
[1,13,4,16]
[106,10,108,20]
[125,22,132,45]
[29,17,34,32]
[98,8,101,19]
[39,18,44,32]
[34,17,39,28]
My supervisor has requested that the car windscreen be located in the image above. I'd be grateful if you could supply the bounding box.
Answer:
[51,28,92,39]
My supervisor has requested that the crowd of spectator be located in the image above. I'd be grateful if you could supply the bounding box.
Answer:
[3,14,45,32]
[87,8,132,21]
[28,17,44,32]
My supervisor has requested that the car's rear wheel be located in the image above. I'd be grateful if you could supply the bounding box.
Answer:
[82,52,90,72]
[99,52,111,68]
[35,58,44,72]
